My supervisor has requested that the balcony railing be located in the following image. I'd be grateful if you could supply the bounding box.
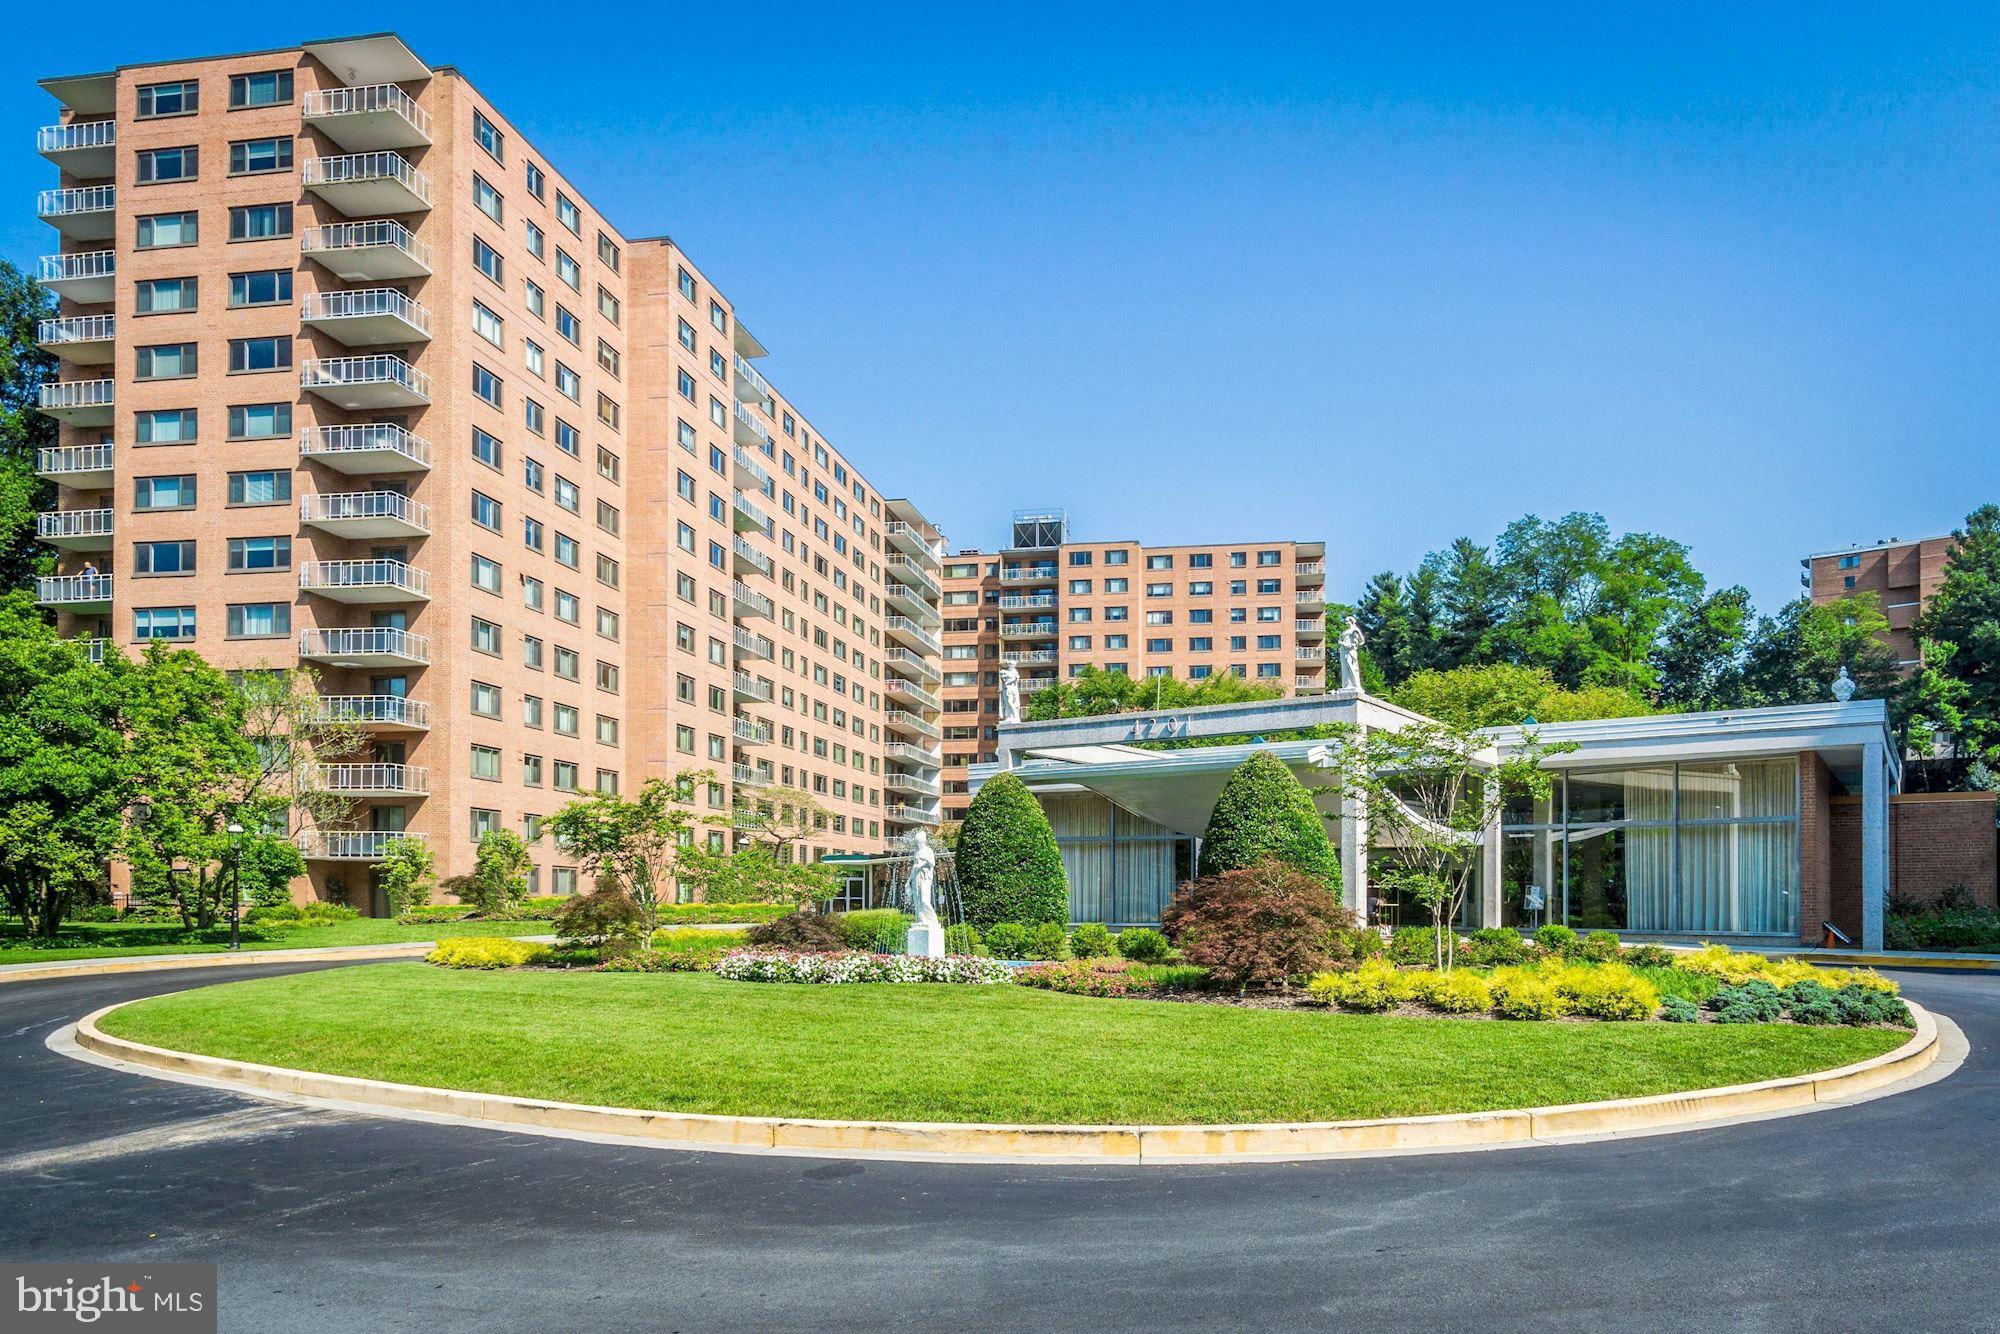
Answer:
[1297,647,1325,662]
[732,672,773,703]
[38,379,113,414]
[299,423,432,471]
[886,647,940,683]
[36,442,113,480]
[311,694,430,729]
[999,566,1059,584]
[884,616,942,656]
[37,508,113,542]
[300,559,431,598]
[37,314,114,347]
[886,560,941,599]
[38,184,115,220]
[886,803,941,827]
[39,249,114,294]
[885,708,941,740]
[732,626,774,659]
[300,83,432,141]
[732,764,772,788]
[301,354,431,403]
[1003,649,1058,665]
[36,573,112,606]
[885,772,942,796]
[732,353,772,404]
[731,400,771,448]
[731,536,772,577]
[731,489,771,532]
[998,593,1056,610]
[1000,621,1058,640]
[731,445,771,489]
[887,678,941,711]
[300,286,432,336]
[1297,589,1326,606]
[37,120,116,155]
[301,220,433,276]
[732,580,773,618]
[300,491,432,532]
[885,742,941,767]
[313,763,428,795]
[732,716,771,745]
[296,829,428,861]
[299,627,430,664]
[1296,619,1326,635]
[302,152,433,209]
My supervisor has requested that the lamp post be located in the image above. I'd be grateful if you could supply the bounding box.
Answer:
[226,822,245,950]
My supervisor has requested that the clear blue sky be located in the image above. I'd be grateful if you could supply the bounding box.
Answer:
[6,3,1995,614]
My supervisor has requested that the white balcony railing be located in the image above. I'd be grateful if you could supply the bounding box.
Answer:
[313,762,428,794]
[732,764,772,788]
[731,445,771,488]
[1002,649,1058,665]
[37,120,116,155]
[300,287,431,334]
[1000,622,1058,640]
[299,627,430,663]
[39,250,114,286]
[312,694,430,729]
[1297,647,1325,662]
[1296,619,1325,634]
[38,185,115,219]
[299,423,432,469]
[885,742,941,767]
[731,400,771,447]
[732,716,771,745]
[886,647,940,683]
[300,355,431,401]
[732,672,773,703]
[36,443,113,478]
[300,559,430,597]
[295,830,429,861]
[886,803,941,827]
[884,616,942,655]
[887,679,941,711]
[998,594,1056,610]
[38,379,114,413]
[302,152,432,206]
[732,489,770,530]
[35,573,112,605]
[732,626,774,659]
[37,508,113,541]
[300,84,432,139]
[300,491,432,532]
[887,560,942,599]
[1296,561,1326,577]
[885,708,941,739]
[732,580,773,618]
[999,565,1059,584]
[731,536,772,576]
[301,220,433,272]
[37,314,114,346]
[1297,589,1326,605]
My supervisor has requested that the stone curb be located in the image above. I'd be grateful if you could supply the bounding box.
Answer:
[71,995,1939,1164]
[0,941,444,985]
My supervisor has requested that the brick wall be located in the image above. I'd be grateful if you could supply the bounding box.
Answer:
[1830,791,1998,934]
[1798,752,1833,943]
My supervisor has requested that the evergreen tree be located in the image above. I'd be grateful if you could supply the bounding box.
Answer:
[955,772,1068,928]
[1912,504,2000,758]
[0,263,58,589]
[1355,571,1416,686]
[1433,537,1503,666]
[1196,751,1339,889]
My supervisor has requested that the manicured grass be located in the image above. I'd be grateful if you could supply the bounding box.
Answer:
[100,966,1906,1125]
[0,917,556,966]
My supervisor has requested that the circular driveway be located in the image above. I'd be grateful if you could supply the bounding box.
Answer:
[3,961,1992,1332]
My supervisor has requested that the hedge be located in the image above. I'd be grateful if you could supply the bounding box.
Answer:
[1196,750,1340,888]
[955,771,1069,930]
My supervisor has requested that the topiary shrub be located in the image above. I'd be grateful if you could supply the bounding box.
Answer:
[1659,996,1699,1023]
[1196,751,1339,889]
[944,923,982,956]
[1534,923,1577,955]
[983,922,1030,959]
[1023,921,1072,961]
[552,888,642,947]
[1069,922,1116,958]
[1114,927,1169,962]
[1162,860,1358,991]
[745,909,848,952]
[955,772,1069,930]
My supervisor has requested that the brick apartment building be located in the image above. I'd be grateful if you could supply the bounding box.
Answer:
[31,33,944,911]
[937,510,1328,820]
[1801,534,1955,670]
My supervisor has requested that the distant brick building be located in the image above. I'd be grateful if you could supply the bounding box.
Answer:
[1801,535,1955,670]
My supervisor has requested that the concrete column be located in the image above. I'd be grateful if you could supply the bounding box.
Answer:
[1339,791,1369,922]
[1480,777,1503,929]
[1861,739,1889,952]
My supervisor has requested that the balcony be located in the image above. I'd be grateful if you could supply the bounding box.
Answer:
[731,536,771,578]
[296,829,428,862]
[35,573,112,612]
[884,615,941,656]
[731,401,771,450]
[311,694,430,731]
[732,716,772,746]
[299,423,431,476]
[38,185,115,240]
[886,803,941,827]
[37,119,115,177]
[731,579,773,619]
[313,763,429,797]
[39,250,113,304]
[36,314,114,364]
[1297,646,1327,663]
[1003,649,1058,665]
[732,763,772,789]
[732,672,772,704]
[997,593,1056,610]
[884,742,941,768]
[732,626,774,661]
[885,522,943,567]
[299,627,430,668]
[304,153,432,216]
[36,443,114,489]
[301,491,431,539]
[885,708,941,741]
[1295,560,1326,586]
[300,559,431,604]
[732,353,772,405]
[1296,588,1326,608]
[886,771,942,797]
[731,489,770,534]
[1000,565,1059,584]
[301,84,432,152]
[301,288,431,347]
[1020,675,1059,694]
[886,560,941,600]
[302,221,433,281]
[886,647,940,684]
[731,444,771,489]
[301,355,430,410]
[76,638,109,664]
[886,677,941,712]
[884,582,941,624]
[37,378,112,426]
[1296,618,1327,637]
[37,507,112,551]
[999,621,1058,640]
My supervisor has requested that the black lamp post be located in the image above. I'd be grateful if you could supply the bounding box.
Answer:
[226,822,245,950]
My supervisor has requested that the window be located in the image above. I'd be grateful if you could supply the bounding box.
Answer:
[597,232,621,271]
[556,192,581,235]
[471,746,501,780]
[474,237,504,284]
[473,301,505,347]
[136,146,198,182]
[556,307,580,344]
[710,300,727,333]
[524,456,545,493]
[474,110,505,161]
[596,500,619,536]
[523,517,543,551]
[136,81,198,118]
[555,702,580,735]
[134,540,196,576]
[136,212,198,249]
[136,343,197,380]
[473,174,503,223]
[134,606,195,640]
[556,250,581,291]
[472,426,502,470]
[1147,554,1173,570]
[554,761,580,792]
[471,617,502,655]
[227,137,292,175]
[522,754,544,787]
[133,475,195,510]
[471,682,503,718]
[135,277,198,313]
[471,491,501,531]
[525,278,545,317]
[597,287,620,325]
[523,695,544,727]
[473,364,503,408]
[228,336,292,372]
[555,647,580,682]
[596,447,621,484]
[227,403,290,440]
[226,536,290,571]
[1104,550,1129,566]
[523,340,544,376]
[226,602,290,638]
[555,589,580,624]
[228,203,292,240]
[555,420,580,457]
[471,554,502,594]
[554,533,580,569]
[228,70,292,108]
[227,470,290,505]
[524,161,545,199]
[227,270,291,307]
[554,476,580,513]
[555,363,580,400]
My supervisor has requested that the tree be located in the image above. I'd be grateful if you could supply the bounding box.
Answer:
[1912,505,2000,761]
[0,262,57,590]
[441,828,534,914]
[676,841,837,907]
[1432,537,1504,667]
[546,773,710,948]
[1652,586,1753,712]
[377,837,435,917]
[0,594,129,936]
[722,784,831,865]
[236,835,308,909]
[1161,862,1358,992]
[1355,571,1420,686]
[1726,594,1901,710]
[1196,750,1339,888]
[1389,663,1652,729]
[1332,719,1567,971]
[1024,666,1281,721]
[954,771,1068,929]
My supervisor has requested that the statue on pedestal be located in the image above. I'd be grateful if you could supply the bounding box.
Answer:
[999,660,1023,724]
[903,829,944,958]
[1338,615,1366,692]
[1831,666,1857,703]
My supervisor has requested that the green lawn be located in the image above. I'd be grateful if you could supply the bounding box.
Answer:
[0,917,555,966]
[99,966,1906,1125]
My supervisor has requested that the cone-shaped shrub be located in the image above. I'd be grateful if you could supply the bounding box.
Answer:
[956,771,1069,929]
[1197,750,1340,889]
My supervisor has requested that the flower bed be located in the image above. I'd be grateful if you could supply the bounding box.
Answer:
[1015,957,1210,997]
[712,949,1015,985]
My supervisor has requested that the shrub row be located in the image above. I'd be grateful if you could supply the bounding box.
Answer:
[1708,978,1910,1027]
[1307,959,1660,1021]
[425,938,551,969]
[712,949,1015,984]
[1674,944,1898,995]
[1014,957,1210,998]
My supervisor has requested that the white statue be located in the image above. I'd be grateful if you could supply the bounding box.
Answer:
[903,830,944,958]
[998,660,1022,723]
[1338,615,1366,692]
[1831,666,1856,703]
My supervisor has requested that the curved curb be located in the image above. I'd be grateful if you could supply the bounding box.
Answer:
[0,940,443,986]
[70,994,1941,1164]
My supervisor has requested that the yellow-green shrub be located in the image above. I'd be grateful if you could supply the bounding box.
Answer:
[425,937,550,969]
[1306,958,1408,1011]
[1675,943,1898,995]
[1404,969,1493,1014]
[1488,967,1567,1020]
[1545,962,1659,1020]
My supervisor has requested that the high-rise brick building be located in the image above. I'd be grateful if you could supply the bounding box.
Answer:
[937,510,1327,820]
[1801,534,1955,671]
[32,34,943,910]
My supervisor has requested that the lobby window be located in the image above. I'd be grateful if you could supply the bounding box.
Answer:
[229,70,292,109]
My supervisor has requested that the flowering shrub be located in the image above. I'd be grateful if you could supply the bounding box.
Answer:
[1016,957,1208,997]
[713,949,1014,984]
[425,938,551,969]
